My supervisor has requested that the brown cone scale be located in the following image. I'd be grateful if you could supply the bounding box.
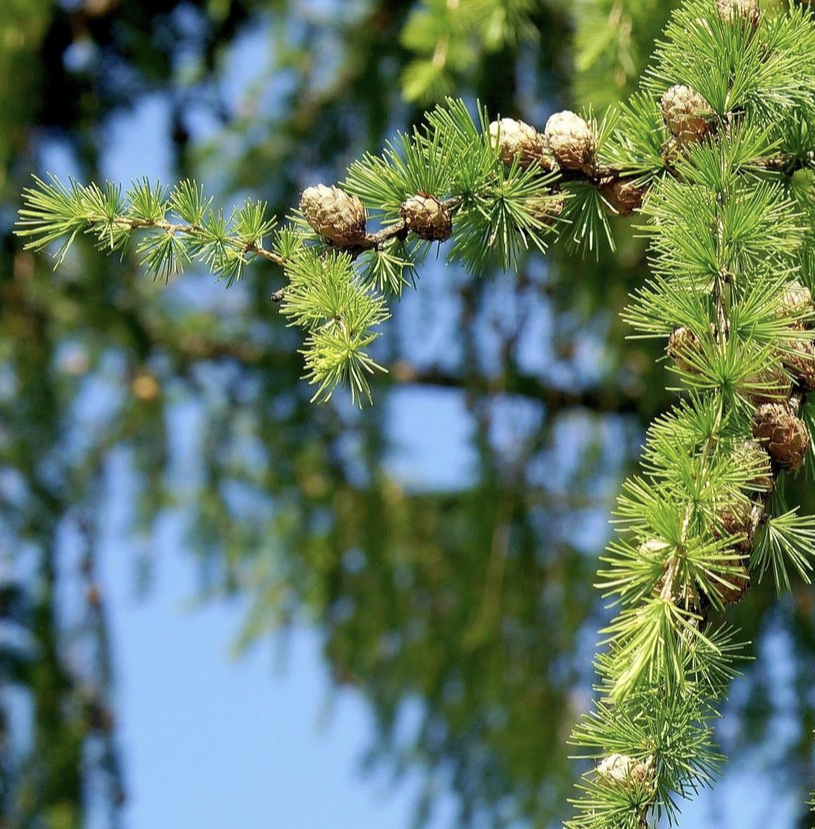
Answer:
[781,339,815,392]
[714,0,761,29]
[488,118,551,170]
[714,502,757,553]
[667,326,702,373]
[599,177,647,217]
[661,85,713,146]
[713,561,751,605]
[300,184,368,246]
[752,402,810,470]
[777,280,814,320]
[400,195,452,242]
[544,111,596,175]
[730,440,774,494]
[596,754,655,789]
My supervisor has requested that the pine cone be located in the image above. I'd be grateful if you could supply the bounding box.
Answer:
[596,754,655,789]
[785,338,815,389]
[400,194,452,242]
[781,339,815,392]
[712,560,751,604]
[300,184,367,246]
[714,502,757,553]
[661,85,713,145]
[667,326,702,373]
[714,0,760,29]
[544,111,596,175]
[777,280,814,322]
[743,365,793,406]
[661,136,682,167]
[488,118,551,170]
[599,177,647,217]
[527,194,565,226]
[731,439,774,494]
[752,402,810,470]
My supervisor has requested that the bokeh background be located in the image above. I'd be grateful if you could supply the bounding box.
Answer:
[1,1,814,828]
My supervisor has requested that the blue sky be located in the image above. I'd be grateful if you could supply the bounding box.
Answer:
[99,521,458,829]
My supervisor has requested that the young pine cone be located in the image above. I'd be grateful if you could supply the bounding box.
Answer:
[743,366,793,406]
[714,0,761,29]
[661,135,683,168]
[661,85,713,146]
[714,502,758,553]
[527,194,565,226]
[777,280,814,322]
[488,118,551,170]
[399,194,452,242]
[599,177,647,217]
[752,402,810,470]
[544,111,596,175]
[667,326,703,373]
[730,439,774,494]
[596,754,655,789]
[300,184,367,246]
[781,339,815,392]
[711,560,751,605]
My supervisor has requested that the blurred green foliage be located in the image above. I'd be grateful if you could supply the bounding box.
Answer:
[1,1,814,828]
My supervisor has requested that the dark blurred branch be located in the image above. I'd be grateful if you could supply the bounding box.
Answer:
[141,320,657,418]
[389,360,649,416]
[78,509,127,815]
[121,302,659,419]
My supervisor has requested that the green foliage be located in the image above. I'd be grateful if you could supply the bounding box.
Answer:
[17,175,279,283]
[752,507,815,591]
[564,3,815,825]
[645,2,815,120]
[399,0,547,103]
[604,92,669,174]
[10,0,815,827]
[279,247,389,403]
[19,97,610,403]
[448,157,557,273]
[569,683,725,826]
[573,0,678,110]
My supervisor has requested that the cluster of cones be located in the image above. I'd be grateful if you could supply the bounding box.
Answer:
[587,0,802,801]
[299,183,453,247]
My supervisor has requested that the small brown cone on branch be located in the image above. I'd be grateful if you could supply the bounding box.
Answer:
[527,194,565,226]
[596,754,655,789]
[714,502,758,553]
[781,339,815,392]
[488,118,552,170]
[777,280,814,322]
[661,85,713,146]
[714,0,761,29]
[599,177,647,217]
[752,402,811,470]
[300,184,368,246]
[730,439,774,494]
[667,326,703,373]
[662,135,682,167]
[713,560,751,605]
[400,195,452,242]
[544,111,596,175]
[774,281,815,387]
[743,366,793,406]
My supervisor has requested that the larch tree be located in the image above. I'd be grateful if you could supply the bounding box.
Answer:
[6,0,815,827]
